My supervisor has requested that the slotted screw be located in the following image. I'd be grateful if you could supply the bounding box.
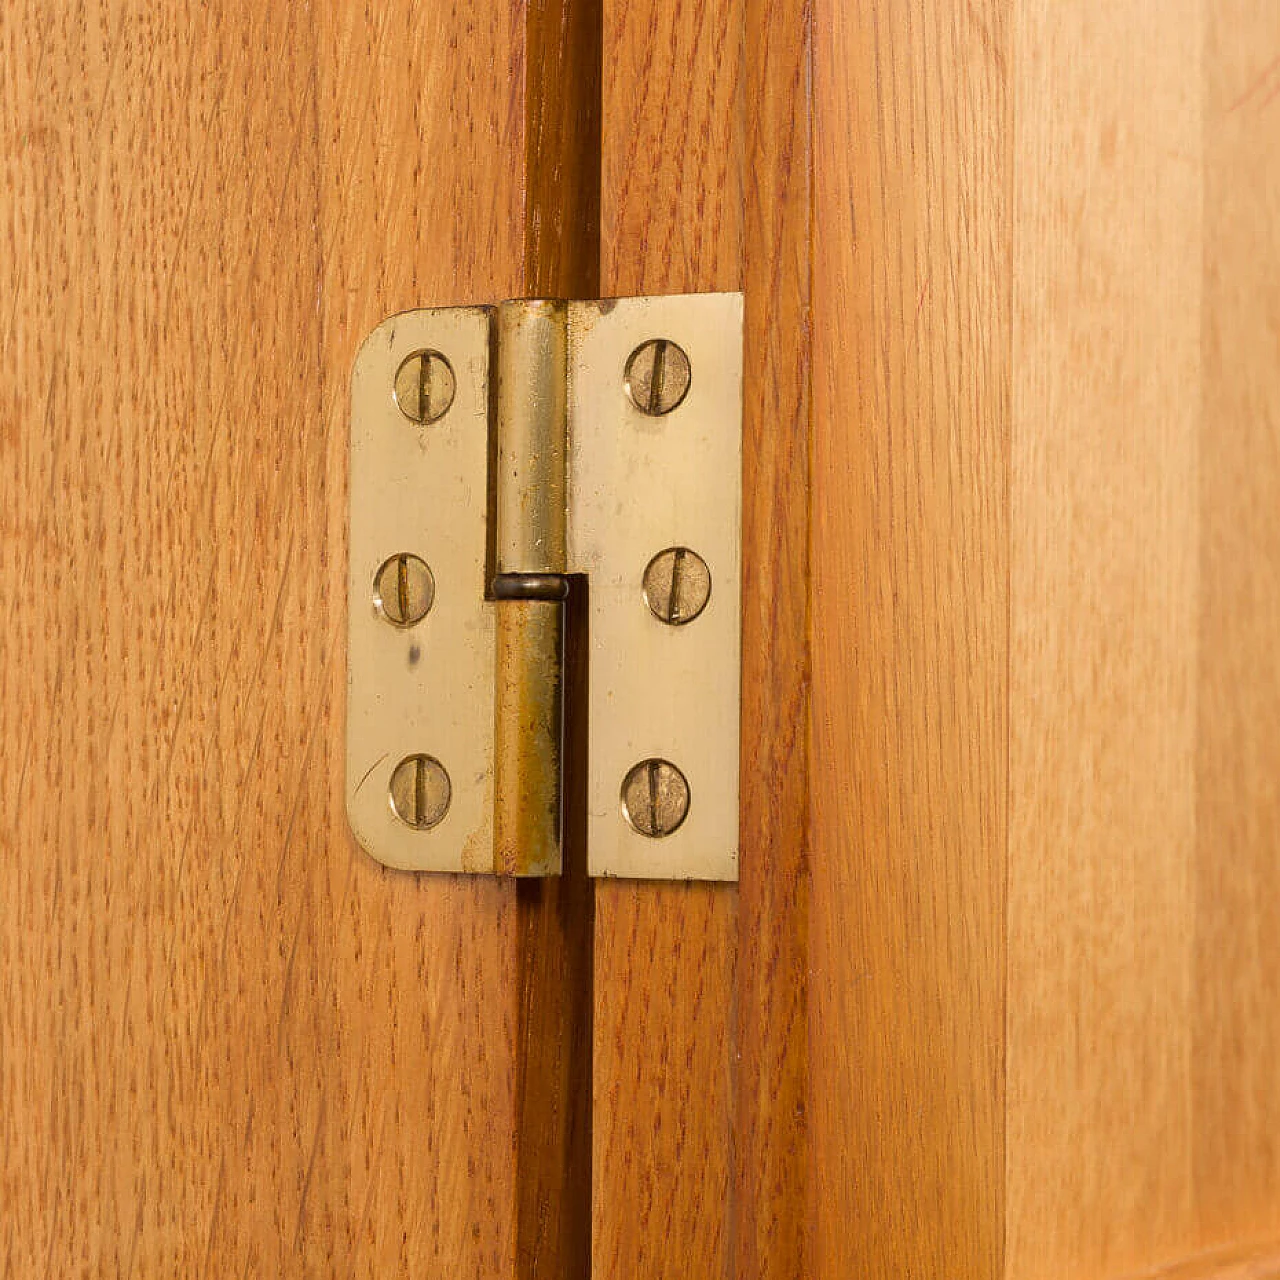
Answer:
[389,754,451,829]
[624,339,691,416]
[374,553,435,627]
[394,350,456,424]
[642,546,711,625]
[621,758,690,838]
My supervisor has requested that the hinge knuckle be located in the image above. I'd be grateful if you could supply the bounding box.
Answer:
[492,300,571,875]
[495,299,568,576]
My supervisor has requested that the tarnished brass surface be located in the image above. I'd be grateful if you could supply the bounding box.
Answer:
[346,307,496,873]
[496,300,567,574]
[492,300,568,873]
[566,293,742,880]
[494,599,564,875]
[347,294,741,880]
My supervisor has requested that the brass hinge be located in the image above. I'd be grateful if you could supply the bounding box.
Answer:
[346,293,742,880]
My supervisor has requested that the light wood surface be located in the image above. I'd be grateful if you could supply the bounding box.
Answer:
[810,1,1280,1277]
[736,0,813,1271]
[1005,1,1280,1274]
[809,3,1010,1277]
[1122,1243,1280,1280]
[1192,0,1280,1248]
[1006,1,1202,1272]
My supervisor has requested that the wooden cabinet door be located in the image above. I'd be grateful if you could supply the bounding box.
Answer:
[2,3,590,1274]
[5,3,1280,1279]
[597,2,1280,1277]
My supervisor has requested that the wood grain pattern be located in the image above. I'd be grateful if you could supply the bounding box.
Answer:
[526,0,601,298]
[1006,2,1203,1274]
[1122,1243,1280,1280]
[808,1,1280,1274]
[596,0,811,1273]
[1006,2,1280,1274]
[596,0,742,1276]
[809,3,1010,1278]
[7,0,1280,1275]
[1193,0,1280,1248]
[735,0,812,1272]
[0,0,568,1273]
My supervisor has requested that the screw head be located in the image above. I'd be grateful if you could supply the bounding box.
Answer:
[624,339,691,416]
[621,758,690,838]
[394,350,456,424]
[642,546,711,625]
[389,754,451,829]
[374,553,435,627]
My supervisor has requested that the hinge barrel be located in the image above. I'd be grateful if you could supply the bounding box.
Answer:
[494,598,564,875]
[495,300,567,574]
[492,301,569,874]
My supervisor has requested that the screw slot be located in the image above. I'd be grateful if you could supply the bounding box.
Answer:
[642,546,711,625]
[389,754,451,830]
[394,350,456,424]
[624,339,691,416]
[621,758,690,838]
[374,553,435,627]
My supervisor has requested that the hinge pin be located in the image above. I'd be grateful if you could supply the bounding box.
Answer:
[492,573,571,602]
[492,301,569,875]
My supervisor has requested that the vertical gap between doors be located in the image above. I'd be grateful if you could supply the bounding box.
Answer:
[516,0,601,1272]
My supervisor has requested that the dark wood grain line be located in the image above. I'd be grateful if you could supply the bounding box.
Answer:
[735,0,813,1272]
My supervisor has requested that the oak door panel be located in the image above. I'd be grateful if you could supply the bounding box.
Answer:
[1,2,552,1274]
[596,0,811,1276]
